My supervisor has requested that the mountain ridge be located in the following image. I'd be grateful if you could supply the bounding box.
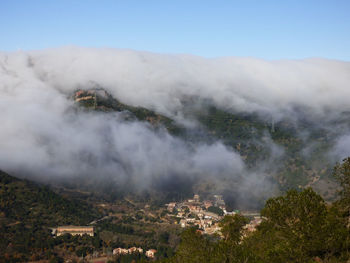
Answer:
[69,87,341,203]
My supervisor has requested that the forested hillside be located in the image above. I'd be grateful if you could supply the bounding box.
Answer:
[0,170,99,262]
[191,105,339,196]
[74,88,343,204]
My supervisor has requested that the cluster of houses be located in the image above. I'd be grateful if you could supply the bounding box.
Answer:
[166,194,263,236]
[113,247,157,259]
[166,194,235,235]
[51,195,263,262]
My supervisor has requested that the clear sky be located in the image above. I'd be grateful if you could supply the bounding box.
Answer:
[1,0,349,60]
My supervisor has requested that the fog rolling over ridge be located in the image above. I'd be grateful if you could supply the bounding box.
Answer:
[1,46,350,206]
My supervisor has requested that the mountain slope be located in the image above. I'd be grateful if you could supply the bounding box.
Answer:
[0,170,99,261]
[67,88,342,205]
[188,105,340,198]
[73,87,184,135]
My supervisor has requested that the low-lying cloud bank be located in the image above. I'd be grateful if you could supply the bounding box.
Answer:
[0,47,349,202]
[20,47,350,119]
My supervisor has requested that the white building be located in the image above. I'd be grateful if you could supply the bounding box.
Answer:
[145,249,157,258]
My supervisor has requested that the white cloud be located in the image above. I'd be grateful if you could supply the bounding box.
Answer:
[1,46,349,199]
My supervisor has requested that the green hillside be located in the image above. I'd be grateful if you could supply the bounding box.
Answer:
[201,107,339,190]
[73,88,342,202]
[0,170,99,262]
[73,88,184,135]
[189,105,341,200]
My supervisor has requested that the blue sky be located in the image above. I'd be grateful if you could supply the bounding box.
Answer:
[1,0,349,60]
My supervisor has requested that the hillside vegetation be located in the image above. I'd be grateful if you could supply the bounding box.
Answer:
[74,88,343,202]
[0,170,98,262]
[156,158,350,263]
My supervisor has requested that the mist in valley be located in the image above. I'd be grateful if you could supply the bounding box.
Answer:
[1,47,350,208]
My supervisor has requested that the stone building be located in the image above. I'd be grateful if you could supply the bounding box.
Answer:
[56,226,94,236]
